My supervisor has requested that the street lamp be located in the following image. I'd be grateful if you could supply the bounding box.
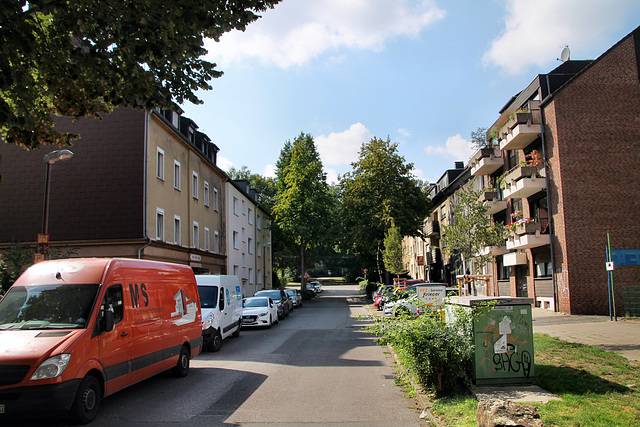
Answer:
[38,149,74,261]
[262,242,271,290]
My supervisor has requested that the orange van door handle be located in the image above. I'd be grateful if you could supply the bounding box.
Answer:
[120,332,128,337]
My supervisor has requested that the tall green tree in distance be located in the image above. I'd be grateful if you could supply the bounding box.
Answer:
[272,133,333,290]
[382,221,406,279]
[0,0,281,149]
[340,137,431,282]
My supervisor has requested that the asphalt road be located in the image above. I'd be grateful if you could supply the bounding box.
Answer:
[9,285,423,426]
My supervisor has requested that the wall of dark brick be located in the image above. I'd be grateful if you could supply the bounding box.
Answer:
[0,108,146,243]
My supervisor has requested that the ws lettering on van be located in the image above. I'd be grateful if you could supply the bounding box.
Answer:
[129,283,149,308]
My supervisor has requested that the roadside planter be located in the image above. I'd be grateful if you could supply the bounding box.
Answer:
[446,296,535,385]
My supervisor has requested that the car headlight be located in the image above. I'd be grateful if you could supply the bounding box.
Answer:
[31,354,71,380]
[258,311,268,317]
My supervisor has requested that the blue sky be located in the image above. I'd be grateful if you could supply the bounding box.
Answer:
[180,0,640,185]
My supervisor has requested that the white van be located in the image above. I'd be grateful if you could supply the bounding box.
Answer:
[196,275,243,352]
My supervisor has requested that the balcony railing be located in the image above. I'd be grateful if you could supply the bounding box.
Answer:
[478,190,508,214]
[470,147,504,176]
[506,233,551,250]
[502,164,546,200]
[425,220,440,237]
[499,111,542,151]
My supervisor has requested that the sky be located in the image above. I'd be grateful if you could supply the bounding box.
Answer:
[180,0,640,185]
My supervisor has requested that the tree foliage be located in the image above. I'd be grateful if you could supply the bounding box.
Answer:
[272,133,334,288]
[339,137,431,258]
[440,180,505,272]
[382,222,405,278]
[0,0,281,149]
[227,165,277,212]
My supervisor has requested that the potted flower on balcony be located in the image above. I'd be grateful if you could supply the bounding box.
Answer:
[506,108,532,128]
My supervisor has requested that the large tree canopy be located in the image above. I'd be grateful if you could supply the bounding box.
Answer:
[0,0,280,149]
[339,137,431,258]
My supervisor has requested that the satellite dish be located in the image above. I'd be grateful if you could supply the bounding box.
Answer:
[560,46,570,62]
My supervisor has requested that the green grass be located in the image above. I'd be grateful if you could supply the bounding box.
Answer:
[429,334,640,426]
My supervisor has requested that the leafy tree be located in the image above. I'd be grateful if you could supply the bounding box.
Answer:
[272,133,334,290]
[339,137,431,280]
[470,126,498,150]
[440,180,505,273]
[227,166,277,211]
[382,222,405,279]
[0,0,281,149]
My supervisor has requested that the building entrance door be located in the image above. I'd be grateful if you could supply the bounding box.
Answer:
[516,265,528,297]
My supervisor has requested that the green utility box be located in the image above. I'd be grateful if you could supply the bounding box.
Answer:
[446,296,535,385]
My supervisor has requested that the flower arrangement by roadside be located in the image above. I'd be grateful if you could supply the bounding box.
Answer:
[504,210,534,234]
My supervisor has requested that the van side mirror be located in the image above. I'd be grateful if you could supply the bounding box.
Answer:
[103,309,115,332]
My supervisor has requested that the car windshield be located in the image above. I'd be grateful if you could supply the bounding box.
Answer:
[244,298,268,308]
[198,286,218,309]
[0,283,99,330]
[285,290,296,296]
[255,291,281,301]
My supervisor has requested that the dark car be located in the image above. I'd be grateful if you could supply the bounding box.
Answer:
[254,289,291,319]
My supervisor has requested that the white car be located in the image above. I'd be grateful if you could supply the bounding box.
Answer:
[241,297,279,328]
[308,281,322,293]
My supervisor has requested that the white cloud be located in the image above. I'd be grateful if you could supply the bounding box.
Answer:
[425,134,475,161]
[262,164,276,178]
[398,128,411,137]
[316,122,373,166]
[205,0,446,68]
[483,0,639,75]
[324,167,340,185]
[217,155,234,173]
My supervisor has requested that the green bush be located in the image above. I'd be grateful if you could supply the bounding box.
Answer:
[368,307,474,397]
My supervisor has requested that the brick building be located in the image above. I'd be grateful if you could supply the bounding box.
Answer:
[474,26,640,314]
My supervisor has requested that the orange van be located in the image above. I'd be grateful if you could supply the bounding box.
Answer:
[0,258,202,424]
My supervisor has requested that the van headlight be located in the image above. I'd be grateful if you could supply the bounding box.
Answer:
[31,354,71,380]
[202,313,214,330]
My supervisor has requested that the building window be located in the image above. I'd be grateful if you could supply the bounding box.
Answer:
[204,181,210,207]
[242,200,246,215]
[233,265,239,276]
[193,221,199,249]
[156,148,164,180]
[192,172,198,199]
[257,214,262,230]
[213,188,219,211]
[242,227,246,242]
[214,231,220,254]
[242,253,246,268]
[173,160,181,190]
[233,231,239,249]
[156,208,164,241]
[248,208,253,225]
[233,197,239,215]
[249,268,254,285]
[174,215,181,245]
[204,227,210,251]
[534,253,552,277]
[248,238,253,254]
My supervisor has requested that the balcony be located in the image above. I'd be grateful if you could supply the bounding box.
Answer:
[504,252,527,266]
[502,165,546,200]
[499,112,542,151]
[479,245,509,257]
[425,220,440,237]
[506,233,550,250]
[470,148,504,176]
[478,190,507,214]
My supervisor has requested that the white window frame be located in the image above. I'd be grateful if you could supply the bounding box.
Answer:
[233,197,238,216]
[156,208,165,241]
[193,221,199,249]
[214,231,220,254]
[174,215,181,246]
[192,172,199,199]
[173,160,181,190]
[242,227,246,242]
[213,188,219,211]
[232,231,239,249]
[249,268,254,285]
[156,148,165,180]
[204,227,210,251]
[242,253,246,268]
[248,237,253,254]
[248,208,253,225]
[204,181,210,207]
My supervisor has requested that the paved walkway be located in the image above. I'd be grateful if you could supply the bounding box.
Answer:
[531,308,640,362]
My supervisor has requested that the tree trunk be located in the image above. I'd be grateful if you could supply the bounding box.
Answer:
[300,243,306,292]
[376,242,383,284]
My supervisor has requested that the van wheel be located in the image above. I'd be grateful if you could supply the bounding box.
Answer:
[232,323,241,338]
[172,346,190,378]
[210,330,222,352]
[70,375,101,424]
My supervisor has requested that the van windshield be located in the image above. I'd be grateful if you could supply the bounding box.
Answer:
[0,283,99,330]
[198,286,218,309]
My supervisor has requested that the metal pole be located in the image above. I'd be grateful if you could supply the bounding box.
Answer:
[42,162,51,236]
[607,232,617,321]
[606,246,613,321]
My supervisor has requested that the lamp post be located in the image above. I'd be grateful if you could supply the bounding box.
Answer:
[262,242,271,290]
[37,149,74,262]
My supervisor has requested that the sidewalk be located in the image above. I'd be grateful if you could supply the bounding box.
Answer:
[531,307,640,362]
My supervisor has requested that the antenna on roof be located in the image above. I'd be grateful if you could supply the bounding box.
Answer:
[558,46,570,62]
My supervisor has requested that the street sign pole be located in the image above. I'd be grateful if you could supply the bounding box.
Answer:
[606,232,617,321]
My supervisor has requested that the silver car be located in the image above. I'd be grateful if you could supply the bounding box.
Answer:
[285,289,303,308]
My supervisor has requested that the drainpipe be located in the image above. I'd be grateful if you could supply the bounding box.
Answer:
[539,98,558,312]
[138,110,152,259]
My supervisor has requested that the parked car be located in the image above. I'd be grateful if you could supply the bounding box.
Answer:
[383,287,419,318]
[254,289,291,319]
[241,297,279,328]
[306,283,317,294]
[373,285,394,310]
[285,289,303,308]
[308,281,322,293]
